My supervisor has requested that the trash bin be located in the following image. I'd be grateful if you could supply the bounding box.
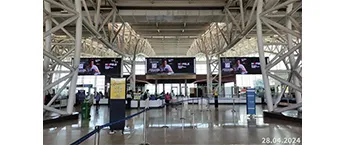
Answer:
[81,99,91,120]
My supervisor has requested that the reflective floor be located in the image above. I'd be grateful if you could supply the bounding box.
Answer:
[43,103,302,145]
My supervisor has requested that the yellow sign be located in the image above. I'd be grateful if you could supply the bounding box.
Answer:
[110,78,126,99]
[133,93,141,100]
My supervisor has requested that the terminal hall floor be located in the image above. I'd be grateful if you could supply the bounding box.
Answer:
[43,104,302,145]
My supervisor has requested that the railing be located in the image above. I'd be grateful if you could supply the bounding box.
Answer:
[70,97,247,145]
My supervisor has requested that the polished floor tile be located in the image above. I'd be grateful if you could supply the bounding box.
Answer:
[43,104,302,145]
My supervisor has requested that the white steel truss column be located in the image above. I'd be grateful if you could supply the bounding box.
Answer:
[206,54,212,98]
[67,0,82,114]
[130,59,136,91]
[43,1,52,96]
[256,0,274,112]
[286,3,302,104]
[42,0,156,116]
[218,55,222,97]
[43,0,80,115]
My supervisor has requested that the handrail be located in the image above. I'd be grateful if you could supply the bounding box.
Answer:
[70,97,240,145]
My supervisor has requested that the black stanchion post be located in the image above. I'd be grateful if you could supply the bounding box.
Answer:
[94,126,100,145]
[215,94,218,109]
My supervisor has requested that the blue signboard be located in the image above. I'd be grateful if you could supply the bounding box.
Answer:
[246,88,256,115]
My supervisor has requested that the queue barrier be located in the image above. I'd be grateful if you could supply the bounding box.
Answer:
[70,97,252,145]
[70,98,199,145]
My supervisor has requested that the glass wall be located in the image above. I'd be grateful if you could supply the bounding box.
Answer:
[144,83,195,96]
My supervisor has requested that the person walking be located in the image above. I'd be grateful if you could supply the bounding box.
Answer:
[95,92,101,108]
[165,92,171,105]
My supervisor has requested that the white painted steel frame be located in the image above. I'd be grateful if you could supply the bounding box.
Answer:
[187,0,302,113]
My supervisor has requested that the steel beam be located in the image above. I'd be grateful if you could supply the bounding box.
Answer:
[97,8,116,32]
[45,0,78,14]
[224,8,241,31]
[47,78,72,107]
[81,0,93,25]
[286,3,302,104]
[44,1,52,94]
[218,55,222,97]
[43,105,68,115]
[43,14,78,38]
[67,0,82,114]
[43,50,74,71]
[260,0,299,16]
[265,43,301,71]
[239,0,245,30]
[82,18,127,56]
[267,73,301,92]
[206,54,212,98]
[246,0,257,27]
[51,18,75,40]
[261,18,287,42]
[274,102,302,113]
[94,0,102,31]
[256,0,274,112]
[43,72,74,92]
[261,17,301,38]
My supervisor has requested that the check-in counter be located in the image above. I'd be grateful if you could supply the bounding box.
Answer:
[130,99,164,108]
[187,97,262,104]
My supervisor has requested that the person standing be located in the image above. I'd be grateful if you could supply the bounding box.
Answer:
[126,90,133,109]
[213,88,219,109]
[44,91,51,105]
[171,90,176,99]
[95,92,101,108]
[99,91,104,98]
[165,92,171,105]
[143,89,149,100]
[51,89,56,98]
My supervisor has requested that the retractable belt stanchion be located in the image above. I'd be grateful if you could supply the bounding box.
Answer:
[200,95,203,111]
[140,98,149,145]
[231,87,236,113]
[191,97,195,115]
[162,101,168,128]
[180,100,185,120]
[94,126,100,145]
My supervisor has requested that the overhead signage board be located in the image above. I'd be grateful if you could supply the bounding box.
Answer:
[220,57,269,75]
[146,57,195,75]
[77,58,122,76]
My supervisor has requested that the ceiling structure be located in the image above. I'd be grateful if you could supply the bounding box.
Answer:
[49,0,301,57]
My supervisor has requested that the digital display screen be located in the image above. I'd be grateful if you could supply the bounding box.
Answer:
[146,57,195,74]
[78,58,121,76]
[220,57,269,75]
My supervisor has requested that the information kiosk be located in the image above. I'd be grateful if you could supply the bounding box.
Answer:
[109,78,126,133]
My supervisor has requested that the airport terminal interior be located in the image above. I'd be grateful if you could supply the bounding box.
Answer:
[43,0,302,144]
